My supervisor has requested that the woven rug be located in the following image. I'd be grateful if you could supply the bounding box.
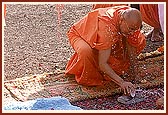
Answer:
[4,54,164,103]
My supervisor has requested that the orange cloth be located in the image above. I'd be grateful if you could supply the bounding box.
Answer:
[66,6,146,86]
[140,4,160,28]
[4,4,6,18]
[92,4,128,10]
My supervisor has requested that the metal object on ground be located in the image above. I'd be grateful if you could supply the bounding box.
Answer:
[130,88,136,97]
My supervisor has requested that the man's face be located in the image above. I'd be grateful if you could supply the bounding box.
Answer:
[120,16,141,36]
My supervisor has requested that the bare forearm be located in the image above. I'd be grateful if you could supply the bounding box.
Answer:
[98,48,124,86]
[99,63,124,86]
[98,48,135,94]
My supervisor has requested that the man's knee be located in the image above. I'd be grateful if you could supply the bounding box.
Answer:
[73,38,94,58]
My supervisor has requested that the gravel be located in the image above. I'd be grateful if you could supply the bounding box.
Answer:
[4,4,164,81]
[4,4,92,80]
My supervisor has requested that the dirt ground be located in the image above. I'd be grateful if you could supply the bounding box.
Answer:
[3,4,163,81]
[3,4,92,80]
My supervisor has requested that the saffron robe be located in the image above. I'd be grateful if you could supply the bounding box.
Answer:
[65,6,146,86]
[92,4,128,10]
[140,4,160,28]
[4,4,6,18]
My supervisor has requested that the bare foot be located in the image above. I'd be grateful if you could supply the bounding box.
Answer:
[150,28,163,42]
[156,96,164,109]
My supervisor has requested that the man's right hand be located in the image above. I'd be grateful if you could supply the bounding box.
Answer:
[120,81,136,95]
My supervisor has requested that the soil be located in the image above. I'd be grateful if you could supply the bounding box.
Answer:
[3,4,164,81]
[4,4,92,81]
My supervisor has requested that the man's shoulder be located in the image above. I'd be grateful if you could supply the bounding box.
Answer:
[107,5,130,13]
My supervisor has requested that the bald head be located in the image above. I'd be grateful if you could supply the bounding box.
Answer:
[123,8,142,29]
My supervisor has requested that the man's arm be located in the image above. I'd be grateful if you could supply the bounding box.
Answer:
[99,48,124,86]
[98,48,135,94]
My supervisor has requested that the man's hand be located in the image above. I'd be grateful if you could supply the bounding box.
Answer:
[120,81,136,95]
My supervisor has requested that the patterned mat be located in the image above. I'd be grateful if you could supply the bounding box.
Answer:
[4,55,164,103]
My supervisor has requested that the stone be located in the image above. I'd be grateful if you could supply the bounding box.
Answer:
[117,95,144,105]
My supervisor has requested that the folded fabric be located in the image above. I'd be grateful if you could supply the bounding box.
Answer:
[4,96,82,110]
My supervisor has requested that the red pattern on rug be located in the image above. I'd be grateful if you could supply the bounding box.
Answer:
[4,55,164,102]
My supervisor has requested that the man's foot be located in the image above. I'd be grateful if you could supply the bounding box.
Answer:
[150,28,164,42]
[156,96,164,109]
